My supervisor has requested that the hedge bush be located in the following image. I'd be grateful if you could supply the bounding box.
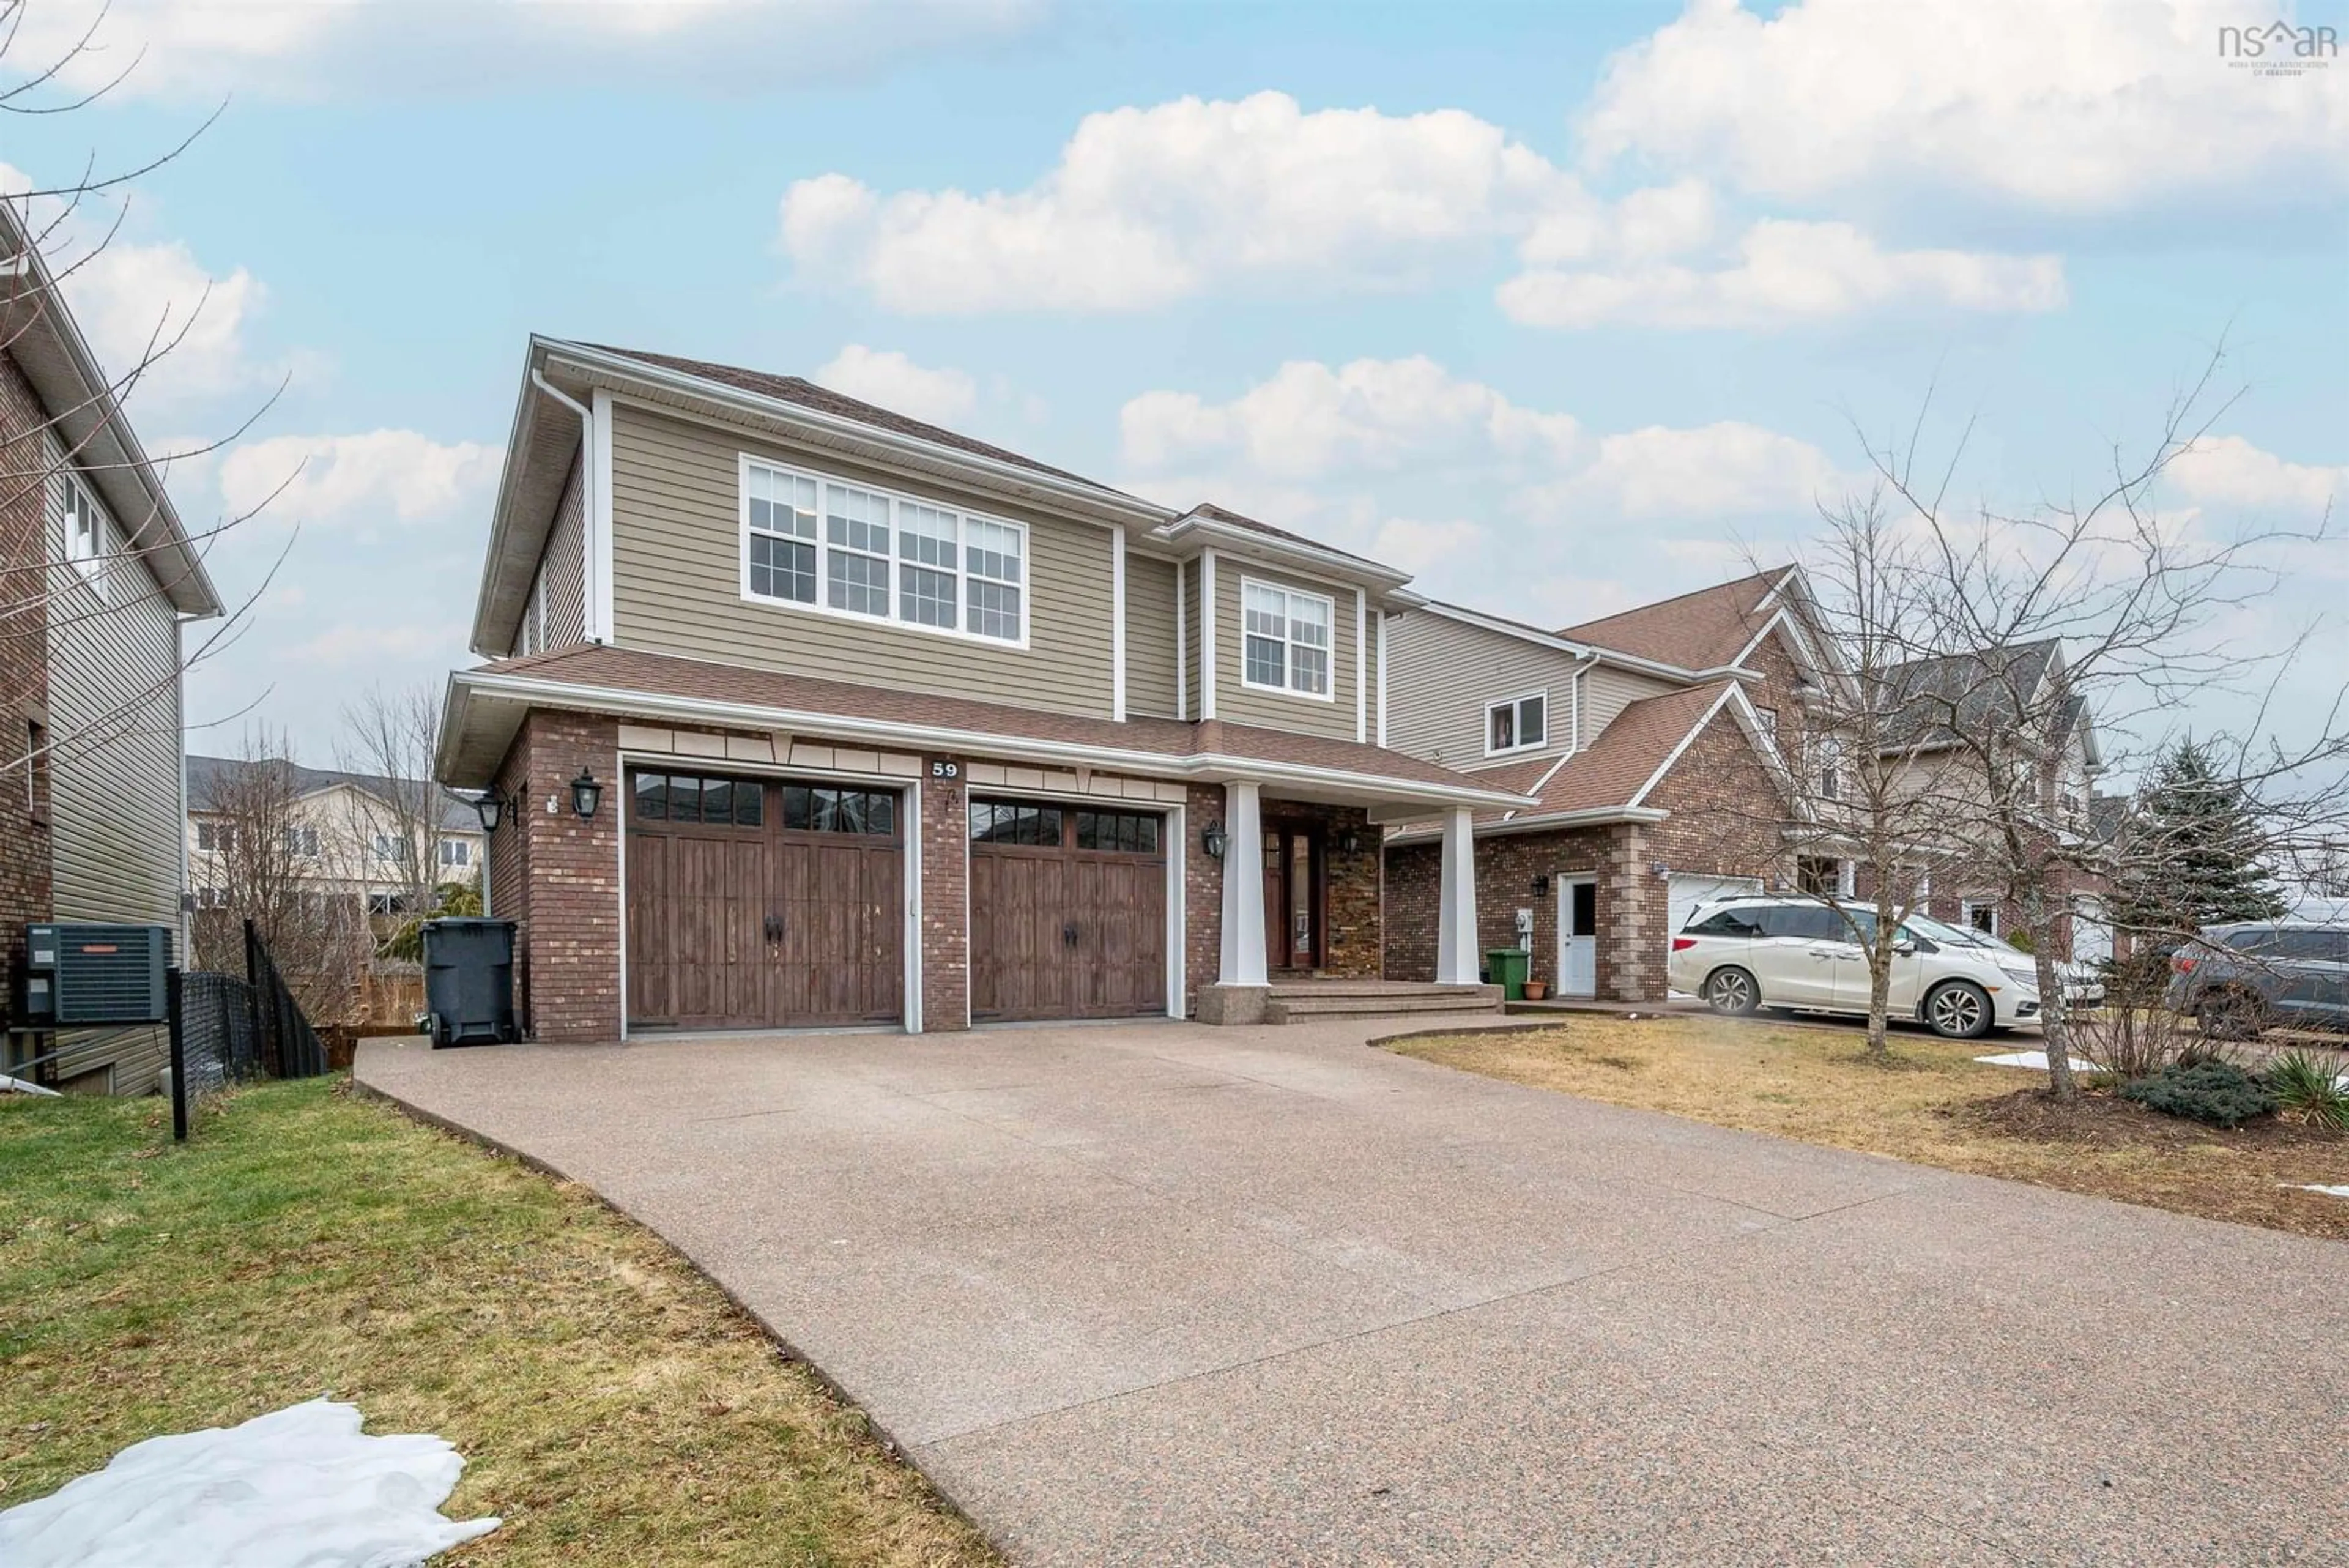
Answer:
[2119,1060,2277,1128]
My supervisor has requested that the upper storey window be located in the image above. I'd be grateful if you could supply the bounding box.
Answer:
[1241,579,1333,700]
[741,457,1027,647]
[1486,691,1546,756]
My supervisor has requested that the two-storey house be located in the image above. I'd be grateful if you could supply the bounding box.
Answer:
[435,339,1526,1042]
[185,756,485,916]
[1382,569,1835,1002]
[1,203,222,1093]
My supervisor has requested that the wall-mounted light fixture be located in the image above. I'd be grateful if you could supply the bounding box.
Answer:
[1201,821,1227,860]
[569,768,604,820]
[1650,861,1670,878]
[472,782,523,833]
[1339,829,1362,855]
[1530,873,1551,897]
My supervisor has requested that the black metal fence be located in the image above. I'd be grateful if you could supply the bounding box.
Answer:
[168,920,330,1140]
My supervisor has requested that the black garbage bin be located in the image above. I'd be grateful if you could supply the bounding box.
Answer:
[421,918,519,1049]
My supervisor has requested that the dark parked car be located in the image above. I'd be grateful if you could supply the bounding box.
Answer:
[2165,921,2349,1039]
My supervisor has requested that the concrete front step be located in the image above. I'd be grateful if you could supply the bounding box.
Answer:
[1264,986,1506,1023]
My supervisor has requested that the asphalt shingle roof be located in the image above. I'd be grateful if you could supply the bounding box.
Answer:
[1556,567,1792,671]
[187,755,478,832]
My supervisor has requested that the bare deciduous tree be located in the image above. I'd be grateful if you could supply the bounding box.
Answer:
[335,682,460,923]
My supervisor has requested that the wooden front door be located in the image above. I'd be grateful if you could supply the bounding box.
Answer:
[969,798,1167,1022]
[1261,822,1324,972]
[626,770,903,1031]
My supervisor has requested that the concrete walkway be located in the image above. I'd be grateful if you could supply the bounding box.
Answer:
[358,1020,2346,1566]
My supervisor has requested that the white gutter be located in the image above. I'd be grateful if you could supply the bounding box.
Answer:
[1157,510,1412,592]
[443,669,1538,812]
[1387,803,1672,844]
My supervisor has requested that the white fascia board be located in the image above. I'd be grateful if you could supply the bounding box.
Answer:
[1387,803,1671,844]
[541,339,1171,530]
[446,670,1537,811]
[1625,683,1750,810]
[1157,511,1412,592]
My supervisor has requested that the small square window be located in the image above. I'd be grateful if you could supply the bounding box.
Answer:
[1488,693,1546,754]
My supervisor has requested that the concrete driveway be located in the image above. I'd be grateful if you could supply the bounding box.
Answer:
[358,1019,2346,1566]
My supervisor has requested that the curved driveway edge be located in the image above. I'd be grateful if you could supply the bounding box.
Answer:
[358,1020,2347,1566]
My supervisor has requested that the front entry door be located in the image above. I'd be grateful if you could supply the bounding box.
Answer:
[1261,822,1324,972]
[1559,877,1597,997]
[626,770,904,1031]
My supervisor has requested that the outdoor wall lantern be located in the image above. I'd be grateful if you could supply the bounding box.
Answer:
[569,768,604,820]
[472,784,521,834]
[1531,873,1551,897]
[1338,828,1362,855]
[1201,821,1228,861]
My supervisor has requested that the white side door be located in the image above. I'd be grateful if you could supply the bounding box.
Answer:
[1559,876,1597,997]
[2071,897,2112,965]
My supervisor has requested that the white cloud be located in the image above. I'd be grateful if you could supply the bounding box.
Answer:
[1119,356,1579,480]
[1367,517,1491,574]
[781,91,1579,313]
[1499,220,2065,329]
[812,346,978,426]
[1580,0,2349,211]
[2167,434,2347,513]
[216,432,500,529]
[12,0,1044,100]
[1520,421,1845,519]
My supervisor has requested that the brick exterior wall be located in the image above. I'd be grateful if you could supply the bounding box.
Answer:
[1386,705,1797,1001]
[0,353,51,1024]
[1183,782,1224,1015]
[1261,797,1380,979]
[490,709,620,1043]
[920,760,969,1031]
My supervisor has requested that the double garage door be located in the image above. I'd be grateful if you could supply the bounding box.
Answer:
[625,769,1167,1031]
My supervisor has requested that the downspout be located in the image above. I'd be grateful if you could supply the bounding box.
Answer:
[530,368,596,643]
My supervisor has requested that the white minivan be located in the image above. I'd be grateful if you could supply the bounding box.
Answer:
[1668,897,2042,1039]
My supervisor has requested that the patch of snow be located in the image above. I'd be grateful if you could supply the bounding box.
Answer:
[0,1399,499,1568]
[2297,1184,2349,1200]
[1974,1050,2102,1073]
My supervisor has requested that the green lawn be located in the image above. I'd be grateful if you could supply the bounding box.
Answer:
[0,1080,996,1566]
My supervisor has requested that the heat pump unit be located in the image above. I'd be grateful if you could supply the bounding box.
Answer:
[19,924,172,1027]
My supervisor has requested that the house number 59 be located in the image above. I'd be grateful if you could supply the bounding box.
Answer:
[930,760,959,779]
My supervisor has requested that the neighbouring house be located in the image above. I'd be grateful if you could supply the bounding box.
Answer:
[0,204,223,1094]
[1381,568,1825,1002]
[185,756,486,918]
[1877,641,2113,961]
[434,338,1527,1042]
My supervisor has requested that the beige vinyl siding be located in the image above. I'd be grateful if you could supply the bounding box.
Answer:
[1212,563,1358,741]
[1181,557,1201,720]
[1124,551,1179,719]
[46,464,182,1094]
[609,404,1116,719]
[514,459,587,655]
[1384,611,1581,770]
[1583,664,1683,743]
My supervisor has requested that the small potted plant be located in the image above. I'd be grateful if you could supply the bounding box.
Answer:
[1523,978,1549,1001]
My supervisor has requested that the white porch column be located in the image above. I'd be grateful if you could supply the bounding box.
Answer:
[1217,779,1267,986]
[1435,806,1480,984]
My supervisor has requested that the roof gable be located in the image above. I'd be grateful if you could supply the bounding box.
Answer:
[1555,566,1793,671]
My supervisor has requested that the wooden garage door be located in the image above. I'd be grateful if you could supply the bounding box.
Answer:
[627,771,902,1031]
[968,800,1167,1023]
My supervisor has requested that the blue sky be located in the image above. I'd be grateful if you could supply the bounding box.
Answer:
[8,0,2345,777]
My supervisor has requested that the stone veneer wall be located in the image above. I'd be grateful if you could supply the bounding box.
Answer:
[1260,797,1381,979]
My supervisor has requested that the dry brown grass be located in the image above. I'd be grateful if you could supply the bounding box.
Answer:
[1390,1017,2349,1241]
[0,1079,998,1566]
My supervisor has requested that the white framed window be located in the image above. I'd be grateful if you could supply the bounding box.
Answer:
[1240,579,1334,700]
[283,826,319,858]
[740,456,1027,647]
[439,838,472,867]
[1486,691,1548,756]
[373,831,412,866]
[196,820,234,852]
[1814,735,1844,801]
[61,472,107,600]
[1963,899,2000,937]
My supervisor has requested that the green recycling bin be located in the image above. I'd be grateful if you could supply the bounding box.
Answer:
[1486,947,1531,1001]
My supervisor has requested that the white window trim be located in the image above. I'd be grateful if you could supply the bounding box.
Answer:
[59,470,109,602]
[1483,688,1551,758]
[1962,899,2000,937]
[1238,576,1336,704]
[735,453,1031,651]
